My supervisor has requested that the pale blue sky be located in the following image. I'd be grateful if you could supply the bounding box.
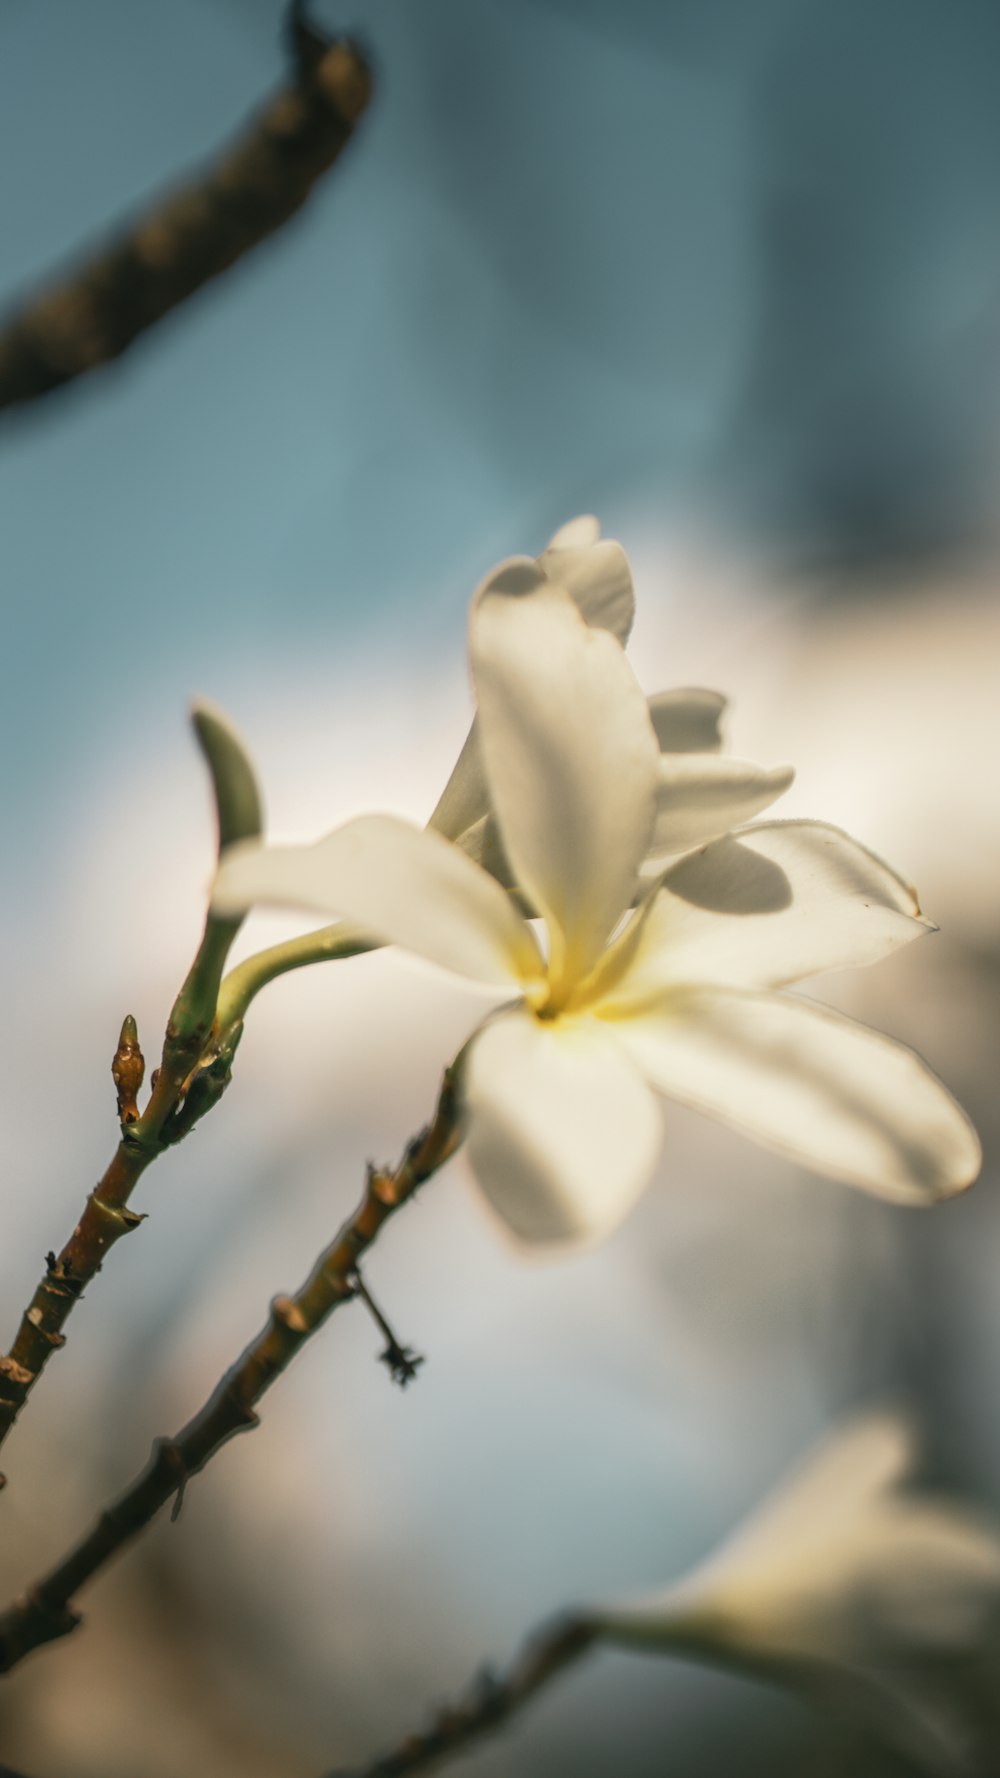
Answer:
[4,0,1000,870]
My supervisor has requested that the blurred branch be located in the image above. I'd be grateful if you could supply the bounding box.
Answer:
[326,1613,596,1777]
[0,711,263,1472]
[0,1063,464,1676]
[0,9,372,415]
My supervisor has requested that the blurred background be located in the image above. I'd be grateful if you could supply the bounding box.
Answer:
[1,1,1000,1773]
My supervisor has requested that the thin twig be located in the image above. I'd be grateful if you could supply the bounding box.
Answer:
[325,1613,596,1777]
[0,711,262,1471]
[0,943,238,1471]
[0,12,372,414]
[349,1267,425,1387]
[0,1065,464,1675]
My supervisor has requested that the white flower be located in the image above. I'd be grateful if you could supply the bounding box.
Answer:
[212,552,979,1246]
[429,516,794,881]
[592,1415,1000,1773]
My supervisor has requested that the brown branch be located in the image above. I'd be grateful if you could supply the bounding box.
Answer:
[0,710,263,1471]
[0,949,242,1472]
[0,1065,464,1676]
[324,1613,596,1778]
[0,12,372,414]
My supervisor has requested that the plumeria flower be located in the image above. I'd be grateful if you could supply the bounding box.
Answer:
[429,516,794,882]
[592,1414,1000,1774]
[210,521,793,1033]
[213,559,979,1245]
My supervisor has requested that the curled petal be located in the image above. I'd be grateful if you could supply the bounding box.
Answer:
[464,1009,663,1245]
[538,540,635,642]
[539,518,635,643]
[647,688,727,755]
[611,986,981,1203]
[213,815,543,993]
[646,756,794,861]
[719,1414,916,1560]
[191,698,264,851]
[471,572,659,994]
[427,720,489,843]
[599,822,931,1005]
[430,522,634,844]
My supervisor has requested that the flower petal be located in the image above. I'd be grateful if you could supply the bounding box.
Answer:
[452,811,519,892]
[648,688,727,755]
[538,522,635,643]
[594,1411,1000,1668]
[599,822,931,1004]
[213,815,543,992]
[463,1009,663,1244]
[720,1414,916,1558]
[546,514,601,550]
[426,720,489,843]
[429,522,634,843]
[645,756,794,861]
[470,570,660,994]
[611,986,981,1203]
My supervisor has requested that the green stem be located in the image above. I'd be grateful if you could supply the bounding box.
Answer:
[0,1064,465,1676]
[215,921,379,1028]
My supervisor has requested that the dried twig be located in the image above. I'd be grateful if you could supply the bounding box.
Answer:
[0,8,372,413]
[0,1065,463,1675]
[349,1267,425,1387]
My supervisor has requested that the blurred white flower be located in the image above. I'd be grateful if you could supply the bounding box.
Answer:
[214,552,979,1246]
[429,516,794,881]
[593,1414,1000,1774]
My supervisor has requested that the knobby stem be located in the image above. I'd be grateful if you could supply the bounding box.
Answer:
[326,1612,596,1778]
[0,703,265,1471]
[0,910,243,1471]
[0,1063,465,1676]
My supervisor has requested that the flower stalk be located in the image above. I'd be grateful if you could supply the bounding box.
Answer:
[214,920,378,1030]
[0,1063,464,1675]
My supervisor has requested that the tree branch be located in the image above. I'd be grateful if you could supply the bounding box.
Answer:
[0,13,372,414]
[0,1064,464,1675]
[325,1613,596,1778]
[0,947,233,1470]
[0,708,263,1470]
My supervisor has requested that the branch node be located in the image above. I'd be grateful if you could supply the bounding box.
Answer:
[154,1439,190,1521]
[271,1294,309,1336]
[85,1193,147,1243]
[25,1309,66,1350]
[24,1587,83,1644]
[0,1358,34,1391]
